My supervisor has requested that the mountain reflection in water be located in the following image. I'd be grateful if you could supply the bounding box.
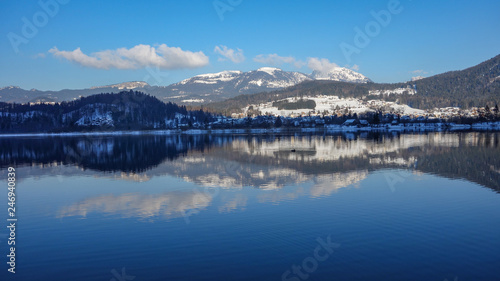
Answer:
[1,132,499,192]
[2,132,500,281]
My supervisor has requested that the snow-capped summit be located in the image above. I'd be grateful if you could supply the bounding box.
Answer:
[91,81,149,90]
[177,70,242,85]
[195,70,243,78]
[311,67,371,83]
[256,67,282,76]
[165,68,312,104]
[243,68,311,88]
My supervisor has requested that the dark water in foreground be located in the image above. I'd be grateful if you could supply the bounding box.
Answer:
[0,132,500,281]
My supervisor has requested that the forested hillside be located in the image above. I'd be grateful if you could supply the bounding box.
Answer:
[0,91,213,133]
[395,54,500,108]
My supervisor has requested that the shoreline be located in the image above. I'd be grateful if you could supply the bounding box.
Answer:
[1,122,499,137]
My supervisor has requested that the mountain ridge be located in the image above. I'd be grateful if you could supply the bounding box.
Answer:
[1,54,499,111]
[0,67,369,105]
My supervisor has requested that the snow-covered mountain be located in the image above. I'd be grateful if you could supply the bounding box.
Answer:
[161,67,312,103]
[90,81,149,90]
[311,67,371,83]
[0,66,373,104]
[178,70,243,85]
[0,67,368,104]
[3,54,500,108]
[176,68,311,88]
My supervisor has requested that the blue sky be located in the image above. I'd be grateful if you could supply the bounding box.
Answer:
[1,0,499,90]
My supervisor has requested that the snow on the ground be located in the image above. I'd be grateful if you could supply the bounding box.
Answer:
[369,87,416,96]
[366,100,425,115]
[75,111,114,127]
[247,95,425,116]
[182,99,205,103]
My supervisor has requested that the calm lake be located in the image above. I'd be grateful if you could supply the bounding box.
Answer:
[1,132,500,281]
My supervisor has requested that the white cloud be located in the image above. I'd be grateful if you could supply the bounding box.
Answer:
[350,64,359,71]
[49,44,209,70]
[33,53,46,59]
[253,54,304,68]
[214,45,245,63]
[307,57,339,75]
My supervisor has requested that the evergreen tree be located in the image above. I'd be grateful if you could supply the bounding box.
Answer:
[274,116,282,128]
[372,111,381,124]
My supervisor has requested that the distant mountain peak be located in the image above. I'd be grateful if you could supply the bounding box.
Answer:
[194,70,243,78]
[256,67,282,75]
[0,86,20,91]
[176,70,243,85]
[311,67,371,83]
[90,81,149,90]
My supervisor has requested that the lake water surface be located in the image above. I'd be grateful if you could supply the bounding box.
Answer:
[1,132,500,281]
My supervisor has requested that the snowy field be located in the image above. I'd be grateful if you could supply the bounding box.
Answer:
[247,95,425,116]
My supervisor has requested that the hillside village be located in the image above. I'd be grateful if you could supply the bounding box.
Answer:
[1,89,499,134]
